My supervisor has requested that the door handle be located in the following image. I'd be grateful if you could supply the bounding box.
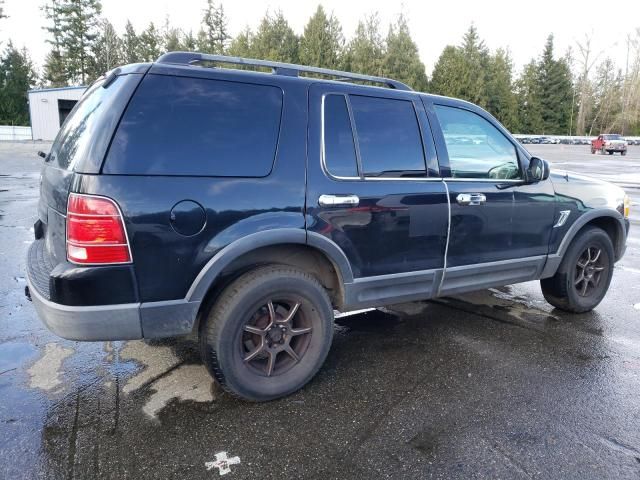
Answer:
[318,194,360,207]
[456,193,486,206]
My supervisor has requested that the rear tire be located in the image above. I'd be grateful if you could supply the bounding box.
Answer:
[199,265,334,401]
[540,226,614,313]
[621,150,627,156]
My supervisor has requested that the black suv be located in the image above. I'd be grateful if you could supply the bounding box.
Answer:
[27,53,630,401]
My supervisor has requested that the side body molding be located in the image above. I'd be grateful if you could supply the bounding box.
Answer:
[541,209,627,278]
[186,228,354,303]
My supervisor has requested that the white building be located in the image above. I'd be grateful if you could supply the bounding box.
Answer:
[28,86,86,141]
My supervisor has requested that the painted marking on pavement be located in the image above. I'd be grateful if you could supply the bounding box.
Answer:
[206,452,241,476]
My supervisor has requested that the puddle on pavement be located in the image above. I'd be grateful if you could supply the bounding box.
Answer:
[27,343,74,392]
[142,364,217,418]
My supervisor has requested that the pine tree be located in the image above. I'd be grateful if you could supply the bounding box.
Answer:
[42,50,67,87]
[299,5,343,69]
[182,30,197,51]
[515,60,544,133]
[382,14,427,91]
[537,35,573,134]
[89,19,122,80]
[138,22,162,62]
[42,0,68,86]
[429,45,466,98]
[227,27,253,58]
[200,0,229,54]
[0,43,37,125]
[457,25,490,107]
[162,17,183,52]
[485,48,518,130]
[343,13,384,76]
[122,21,141,64]
[57,0,103,84]
[252,11,298,63]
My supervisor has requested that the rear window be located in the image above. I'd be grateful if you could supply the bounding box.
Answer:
[103,75,283,176]
[349,95,426,177]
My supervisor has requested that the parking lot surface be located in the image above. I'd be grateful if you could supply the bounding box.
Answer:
[1,142,639,479]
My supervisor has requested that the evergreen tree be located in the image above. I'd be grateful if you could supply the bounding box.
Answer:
[485,48,518,130]
[57,0,103,84]
[429,45,466,98]
[457,24,490,107]
[182,30,197,51]
[122,21,141,64]
[382,14,427,91]
[299,5,343,69]
[42,50,67,87]
[343,13,384,76]
[163,17,183,52]
[89,19,122,80]
[537,35,573,134]
[138,22,162,62]
[227,27,253,58]
[430,25,490,105]
[515,60,544,133]
[252,11,298,63]
[42,0,68,86]
[0,43,37,125]
[199,0,230,54]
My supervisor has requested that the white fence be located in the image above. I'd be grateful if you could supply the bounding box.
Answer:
[0,125,32,141]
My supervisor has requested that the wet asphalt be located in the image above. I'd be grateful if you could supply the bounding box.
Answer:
[1,142,639,479]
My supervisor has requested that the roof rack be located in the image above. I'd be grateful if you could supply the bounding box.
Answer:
[156,52,413,91]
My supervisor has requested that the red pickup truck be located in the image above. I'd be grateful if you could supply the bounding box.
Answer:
[591,134,628,155]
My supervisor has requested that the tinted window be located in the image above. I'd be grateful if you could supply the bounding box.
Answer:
[349,95,426,177]
[323,94,358,177]
[104,75,283,176]
[47,84,97,169]
[435,105,520,180]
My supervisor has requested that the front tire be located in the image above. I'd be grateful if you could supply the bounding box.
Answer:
[621,150,627,156]
[200,265,334,401]
[541,226,614,313]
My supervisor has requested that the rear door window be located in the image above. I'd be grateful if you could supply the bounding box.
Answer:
[349,95,426,178]
[104,75,283,176]
[323,94,358,178]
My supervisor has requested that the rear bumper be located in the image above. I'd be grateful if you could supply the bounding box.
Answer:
[26,274,143,341]
[26,239,200,341]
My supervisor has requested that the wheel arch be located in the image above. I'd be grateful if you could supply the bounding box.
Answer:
[542,209,626,278]
[187,229,353,331]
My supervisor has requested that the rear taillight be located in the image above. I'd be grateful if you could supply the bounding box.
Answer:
[66,193,131,264]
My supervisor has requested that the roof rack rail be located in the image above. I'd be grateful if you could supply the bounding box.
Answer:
[156,52,413,91]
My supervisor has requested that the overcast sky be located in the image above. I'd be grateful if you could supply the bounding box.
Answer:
[1,0,638,76]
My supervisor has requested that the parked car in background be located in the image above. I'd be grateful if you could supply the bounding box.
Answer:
[26,53,631,401]
[592,134,628,155]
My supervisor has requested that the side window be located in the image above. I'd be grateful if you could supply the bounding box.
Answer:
[104,75,283,176]
[435,105,520,180]
[323,94,358,177]
[349,95,426,177]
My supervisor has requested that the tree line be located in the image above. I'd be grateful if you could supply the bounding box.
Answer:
[1,0,639,136]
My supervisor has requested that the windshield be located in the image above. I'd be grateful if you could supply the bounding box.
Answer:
[603,134,623,140]
[47,80,103,170]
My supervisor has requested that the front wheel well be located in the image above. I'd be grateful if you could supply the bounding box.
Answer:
[577,216,622,259]
[193,244,344,334]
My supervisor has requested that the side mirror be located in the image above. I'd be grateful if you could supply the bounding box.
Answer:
[37,151,46,159]
[527,157,550,182]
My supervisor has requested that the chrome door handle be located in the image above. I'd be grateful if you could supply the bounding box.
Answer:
[318,194,360,207]
[456,193,486,206]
